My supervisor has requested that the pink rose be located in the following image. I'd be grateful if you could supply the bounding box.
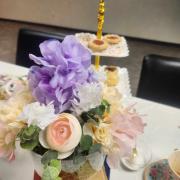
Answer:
[39,113,82,159]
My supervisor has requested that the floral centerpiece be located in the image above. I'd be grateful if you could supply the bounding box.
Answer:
[0,35,145,180]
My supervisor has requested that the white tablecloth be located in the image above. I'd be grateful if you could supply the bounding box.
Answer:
[0,61,179,180]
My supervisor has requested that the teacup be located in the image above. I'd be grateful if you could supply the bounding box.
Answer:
[168,150,180,178]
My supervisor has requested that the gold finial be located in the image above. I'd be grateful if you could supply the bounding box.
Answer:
[95,0,105,70]
[97,0,105,39]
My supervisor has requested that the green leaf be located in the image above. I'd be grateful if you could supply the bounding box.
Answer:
[41,150,58,165]
[50,159,61,171]
[73,154,86,164]
[24,125,38,136]
[20,139,39,150]
[54,177,62,180]
[80,100,111,124]
[101,99,110,110]
[33,144,48,156]
[42,166,59,180]
[89,143,101,154]
[80,135,93,151]
[96,105,105,117]
[19,125,40,150]
[21,125,40,139]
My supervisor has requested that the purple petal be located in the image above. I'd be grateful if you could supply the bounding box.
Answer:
[59,101,71,113]
[32,87,46,103]
[29,54,54,67]
[28,35,98,114]
[39,40,61,59]
[62,36,91,68]
[50,74,59,88]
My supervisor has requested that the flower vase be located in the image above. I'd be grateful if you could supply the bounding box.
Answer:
[31,152,109,180]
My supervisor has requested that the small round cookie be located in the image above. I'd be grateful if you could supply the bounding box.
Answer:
[104,34,122,44]
[88,39,108,52]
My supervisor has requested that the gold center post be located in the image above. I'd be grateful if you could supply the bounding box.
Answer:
[95,0,105,70]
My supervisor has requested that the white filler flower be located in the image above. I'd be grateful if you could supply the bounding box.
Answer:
[72,82,102,115]
[19,102,57,129]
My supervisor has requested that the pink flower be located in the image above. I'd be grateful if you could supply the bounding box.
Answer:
[39,113,82,159]
[150,167,158,177]
[107,105,145,168]
[0,121,17,161]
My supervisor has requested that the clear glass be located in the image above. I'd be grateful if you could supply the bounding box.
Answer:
[121,138,152,171]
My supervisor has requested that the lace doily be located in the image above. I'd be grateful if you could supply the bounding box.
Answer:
[75,32,129,58]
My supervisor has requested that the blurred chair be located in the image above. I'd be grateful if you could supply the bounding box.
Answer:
[16,28,65,68]
[137,54,180,108]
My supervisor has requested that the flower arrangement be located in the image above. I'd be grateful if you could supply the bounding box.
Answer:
[0,35,145,180]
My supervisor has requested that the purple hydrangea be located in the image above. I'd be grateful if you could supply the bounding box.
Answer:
[28,35,97,113]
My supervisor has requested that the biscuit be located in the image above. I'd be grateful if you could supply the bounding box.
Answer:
[104,34,121,44]
[88,39,108,52]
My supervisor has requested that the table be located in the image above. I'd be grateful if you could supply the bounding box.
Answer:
[0,61,179,180]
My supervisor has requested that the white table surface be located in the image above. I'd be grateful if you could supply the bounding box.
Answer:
[0,61,180,180]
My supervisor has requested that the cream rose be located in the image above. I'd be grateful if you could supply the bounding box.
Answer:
[39,113,82,159]
[83,122,112,148]
[94,127,111,146]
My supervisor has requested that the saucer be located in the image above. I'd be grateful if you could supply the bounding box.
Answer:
[143,159,179,180]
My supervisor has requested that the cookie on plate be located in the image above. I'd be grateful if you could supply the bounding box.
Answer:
[88,39,108,52]
[104,34,122,44]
